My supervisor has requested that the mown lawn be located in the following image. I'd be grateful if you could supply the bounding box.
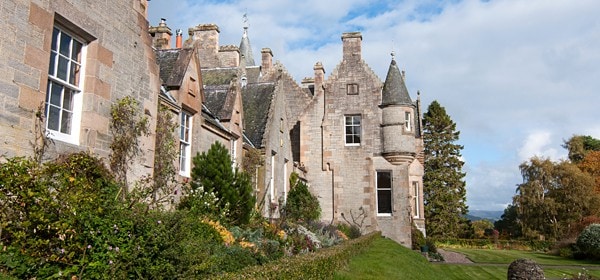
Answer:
[335,237,600,280]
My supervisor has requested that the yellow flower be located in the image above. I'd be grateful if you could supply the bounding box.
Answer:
[203,219,235,246]
[277,230,286,240]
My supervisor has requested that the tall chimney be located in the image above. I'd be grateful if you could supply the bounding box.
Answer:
[188,24,221,68]
[148,18,172,50]
[175,29,183,48]
[341,32,362,61]
[314,61,325,97]
[261,48,273,73]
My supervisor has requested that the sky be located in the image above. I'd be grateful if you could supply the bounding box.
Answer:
[148,0,600,211]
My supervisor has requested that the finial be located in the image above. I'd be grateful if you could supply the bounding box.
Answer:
[391,50,395,61]
[243,11,249,29]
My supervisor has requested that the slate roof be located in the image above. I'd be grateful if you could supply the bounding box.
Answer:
[202,68,238,86]
[204,84,229,120]
[381,58,413,106]
[239,27,256,66]
[242,83,276,148]
[155,48,194,88]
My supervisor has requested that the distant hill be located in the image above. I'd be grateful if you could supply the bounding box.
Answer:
[465,210,503,221]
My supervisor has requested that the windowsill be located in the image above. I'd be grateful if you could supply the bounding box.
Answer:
[376,213,392,217]
[345,143,361,147]
[46,131,79,146]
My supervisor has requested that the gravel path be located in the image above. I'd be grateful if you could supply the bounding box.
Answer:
[437,249,473,264]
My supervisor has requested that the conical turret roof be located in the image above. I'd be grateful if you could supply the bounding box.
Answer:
[239,26,256,66]
[381,55,412,106]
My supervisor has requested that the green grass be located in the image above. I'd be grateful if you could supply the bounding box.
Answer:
[335,237,600,280]
[334,237,439,280]
[448,247,600,266]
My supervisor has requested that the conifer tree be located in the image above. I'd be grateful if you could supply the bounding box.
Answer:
[422,100,469,238]
[182,142,255,225]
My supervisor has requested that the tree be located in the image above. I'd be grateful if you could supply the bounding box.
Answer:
[513,157,600,240]
[283,172,321,223]
[472,219,494,239]
[180,142,255,225]
[422,100,469,238]
[563,135,600,164]
[494,204,522,238]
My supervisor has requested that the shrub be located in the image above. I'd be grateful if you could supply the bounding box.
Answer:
[337,223,362,239]
[212,231,381,279]
[576,224,600,259]
[411,224,426,250]
[181,142,255,225]
[284,173,321,223]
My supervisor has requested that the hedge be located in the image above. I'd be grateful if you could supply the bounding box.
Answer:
[436,238,553,251]
[211,231,381,279]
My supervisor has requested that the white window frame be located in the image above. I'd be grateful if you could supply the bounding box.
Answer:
[270,152,275,203]
[179,111,192,177]
[344,115,361,146]
[376,171,393,216]
[412,181,420,218]
[405,111,412,132]
[230,139,237,169]
[45,26,86,145]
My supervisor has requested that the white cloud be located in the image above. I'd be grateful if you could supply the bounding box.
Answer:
[518,131,564,161]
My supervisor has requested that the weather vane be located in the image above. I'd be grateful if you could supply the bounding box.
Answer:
[243,10,248,29]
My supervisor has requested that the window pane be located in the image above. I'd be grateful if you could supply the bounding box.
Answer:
[72,40,82,62]
[51,28,59,51]
[377,190,392,214]
[60,111,72,134]
[48,52,56,75]
[354,116,361,125]
[63,88,74,110]
[47,106,60,131]
[353,135,361,143]
[59,32,71,56]
[49,82,63,106]
[377,172,391,189]
[345,116,353,125]
[57,56,69,81]
[69,63,80,85]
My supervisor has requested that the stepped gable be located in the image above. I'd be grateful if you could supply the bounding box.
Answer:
[155,48,194,89]
[242,83,276,148]
[381,55,413,107]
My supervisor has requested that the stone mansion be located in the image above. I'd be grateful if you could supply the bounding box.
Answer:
[0,0,425,245]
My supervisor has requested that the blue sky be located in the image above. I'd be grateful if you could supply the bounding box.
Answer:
[148,0,600,211]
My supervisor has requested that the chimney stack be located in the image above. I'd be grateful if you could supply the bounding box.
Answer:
[261,48,273,73]
[188,24,221,68]
[341,32,362,61]
[175,29,183,48]
[314,61,325,97]
[148,18,172,50]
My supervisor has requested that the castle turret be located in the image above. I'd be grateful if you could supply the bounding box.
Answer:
[239,14,256,66]
[380,53,417,164]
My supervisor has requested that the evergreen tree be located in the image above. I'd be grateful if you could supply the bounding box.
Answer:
[422,100,469,238]
[181,142,255,225]
[284,172,321,223]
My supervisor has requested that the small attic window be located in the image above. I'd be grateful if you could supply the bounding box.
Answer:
[347,83,359,95]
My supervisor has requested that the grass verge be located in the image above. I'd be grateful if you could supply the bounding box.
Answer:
[335,237,600,280]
